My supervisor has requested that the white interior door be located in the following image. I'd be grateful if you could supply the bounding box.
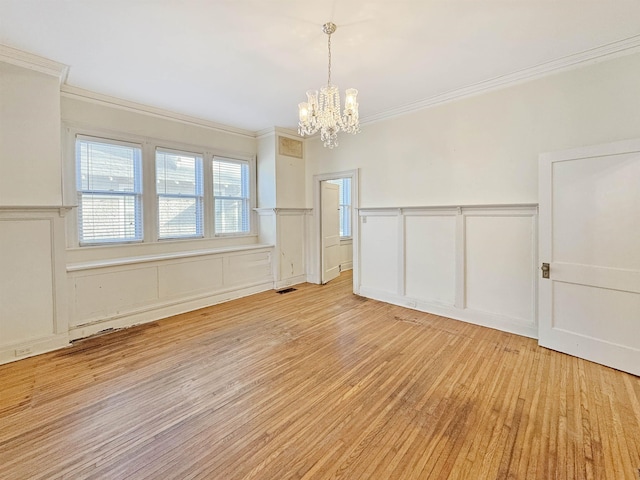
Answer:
[538,139,640,376]
[321,181,340,284]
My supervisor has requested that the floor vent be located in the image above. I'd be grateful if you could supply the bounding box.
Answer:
[276,288,297,294]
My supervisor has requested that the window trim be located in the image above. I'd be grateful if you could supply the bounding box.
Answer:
[75,135,144,246]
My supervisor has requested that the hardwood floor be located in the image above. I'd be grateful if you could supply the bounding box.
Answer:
[1,271,639,479]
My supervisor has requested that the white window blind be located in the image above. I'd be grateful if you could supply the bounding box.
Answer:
[156,149,204,239]
[76,136,143,244]
[327,177,352,237]
[212,158,250,234]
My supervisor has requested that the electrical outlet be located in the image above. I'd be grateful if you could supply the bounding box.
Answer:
[407,300,417,308]
[15,347,32,357]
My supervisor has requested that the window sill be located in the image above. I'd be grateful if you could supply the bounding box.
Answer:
[67,243,274,272]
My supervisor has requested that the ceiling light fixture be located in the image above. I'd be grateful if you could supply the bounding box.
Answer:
[297,22,360,149]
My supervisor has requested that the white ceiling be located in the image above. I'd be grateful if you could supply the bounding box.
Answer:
[1,1,640,133]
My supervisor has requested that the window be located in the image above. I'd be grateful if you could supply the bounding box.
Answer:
[327,177,352,237]
[212,157,250,234]
[156,149,203,239]
[76,136,143,244]
[73,130,254,246]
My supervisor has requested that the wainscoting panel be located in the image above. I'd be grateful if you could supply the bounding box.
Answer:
[360,212,399,295]
[0,207,70,364]
[278,213,306,281]
[159,257,224,299]
[405,213,457,306]
[224,250,272,286]
[358,205,538,338]
[255,208,311,289]
[73,266,159,322]
[68,245,273,340]
[465,214,536,327]
[1,219,55,340]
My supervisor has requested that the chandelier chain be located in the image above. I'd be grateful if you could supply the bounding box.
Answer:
[327,32,332,86]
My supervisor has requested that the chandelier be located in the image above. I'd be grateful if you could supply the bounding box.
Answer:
[297,22,360,149]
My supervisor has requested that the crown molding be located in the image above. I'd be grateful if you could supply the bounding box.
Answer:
[256,126,302,140]
[256,127,276,139]
[361,34,640,126]
[0,44,69,83]
[275,126,301,138]
[60,85,256,139]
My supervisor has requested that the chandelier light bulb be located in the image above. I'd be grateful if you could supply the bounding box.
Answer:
[298,103,309,123]
[297,22,361,148]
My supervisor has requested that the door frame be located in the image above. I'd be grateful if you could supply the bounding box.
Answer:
[312,169,359,292]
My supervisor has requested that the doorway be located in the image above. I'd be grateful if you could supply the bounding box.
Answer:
[313,169,359,290]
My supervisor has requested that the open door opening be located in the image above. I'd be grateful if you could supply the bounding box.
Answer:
[313,169,359,291]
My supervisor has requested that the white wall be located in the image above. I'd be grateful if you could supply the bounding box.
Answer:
[257,129,306,209]
[305,51,640,338]
[256,130,310,289]
[305,52,640,208]
[257,133,276,208]
[275,143,305,209]
[61,95,255,161]
[0,63,62,205]
[0,57,69,363]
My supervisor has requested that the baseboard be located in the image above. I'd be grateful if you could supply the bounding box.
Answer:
[69,281,274,340]
[340,262,353,271]
[0,333,70,365]
[274,275,307,290]
[306,273,321,285]
[358,286,538,339]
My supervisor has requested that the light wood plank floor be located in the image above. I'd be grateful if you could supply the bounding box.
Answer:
[1,271,639,479]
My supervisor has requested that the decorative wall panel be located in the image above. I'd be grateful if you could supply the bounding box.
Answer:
[358,205,538,338]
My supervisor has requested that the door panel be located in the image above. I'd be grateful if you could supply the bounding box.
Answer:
[539,139,640,376]
[552,153,640,269]
[321,182,340,284]
[552,282,640,348]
